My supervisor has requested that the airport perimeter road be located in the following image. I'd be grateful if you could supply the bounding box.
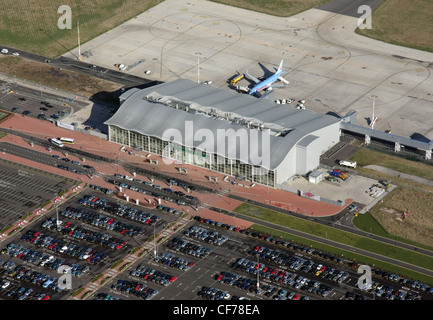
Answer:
[226,195,433,278]
[0,45,157,88]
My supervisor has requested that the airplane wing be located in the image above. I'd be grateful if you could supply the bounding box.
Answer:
[246,70,261,84]
[278,76,290,85]
[270,83,296,88]
[253,91,262,97]
[260,89,274,100]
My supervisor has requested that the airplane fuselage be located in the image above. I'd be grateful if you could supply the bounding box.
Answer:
[249,70,282,95]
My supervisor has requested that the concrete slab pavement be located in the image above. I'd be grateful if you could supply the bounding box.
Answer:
[62,0,433,141]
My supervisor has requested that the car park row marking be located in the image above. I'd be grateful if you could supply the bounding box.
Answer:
[125,255,135,262]
[106,270,117,277]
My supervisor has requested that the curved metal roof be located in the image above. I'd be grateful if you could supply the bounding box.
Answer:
[105,79,340,170]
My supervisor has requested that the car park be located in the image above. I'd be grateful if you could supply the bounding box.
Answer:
[154,252,195,271]
[198,286,230,300]
[20,229,106,264]
[167,238,211,258]
[111,279,158,300]
[184,225,228,246]
[0,169,429,304]
[78,194,160,226]
[129,265,177,286]
[60,205,145,237]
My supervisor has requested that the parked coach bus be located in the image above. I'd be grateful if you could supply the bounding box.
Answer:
[50,138,64,147]
[59,137,75,144]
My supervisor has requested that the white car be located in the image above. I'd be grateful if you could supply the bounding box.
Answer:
[1,49,8,54]
[1,280,10,289]
[144,70,151,75]
[12,52,19,56]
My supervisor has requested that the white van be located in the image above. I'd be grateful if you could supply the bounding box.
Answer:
[50,138,64,147]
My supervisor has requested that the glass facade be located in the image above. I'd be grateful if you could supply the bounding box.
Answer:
[108,125,275,187]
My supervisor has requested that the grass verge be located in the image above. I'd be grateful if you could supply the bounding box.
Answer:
[356,0,433,53]
[351,148,433,181]
[349,148,433,248]
[0,56,122,98]
[0,0,165,58]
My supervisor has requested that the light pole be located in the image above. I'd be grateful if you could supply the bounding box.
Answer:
[152,58,158,74]
[195,52,201,83]
[55,198,61,230]
[256,254,260,291]
[371,95,377,129]
[153,223,157,258]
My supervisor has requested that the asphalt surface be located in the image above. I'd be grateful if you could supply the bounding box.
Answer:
[317,0,385,17]
[0,142,95,176]
[0,127,115,164]
[0,80,87,122]
[0,159,74,230]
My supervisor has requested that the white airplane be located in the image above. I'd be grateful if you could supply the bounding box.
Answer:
[246,60,291,97]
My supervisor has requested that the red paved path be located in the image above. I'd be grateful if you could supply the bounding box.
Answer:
[0,114,349,227]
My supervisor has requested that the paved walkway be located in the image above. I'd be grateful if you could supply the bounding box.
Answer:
[0,114,348,220]
[365,165,433,187]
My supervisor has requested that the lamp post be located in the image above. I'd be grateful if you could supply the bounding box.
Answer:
[195,52,201,83]
[55,197,61,231]
[256,254,260,291]
[153,223,157,259]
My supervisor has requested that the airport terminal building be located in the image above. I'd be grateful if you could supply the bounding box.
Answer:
[105,79,341,187]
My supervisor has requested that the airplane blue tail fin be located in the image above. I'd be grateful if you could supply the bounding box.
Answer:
[278,60,283,72]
